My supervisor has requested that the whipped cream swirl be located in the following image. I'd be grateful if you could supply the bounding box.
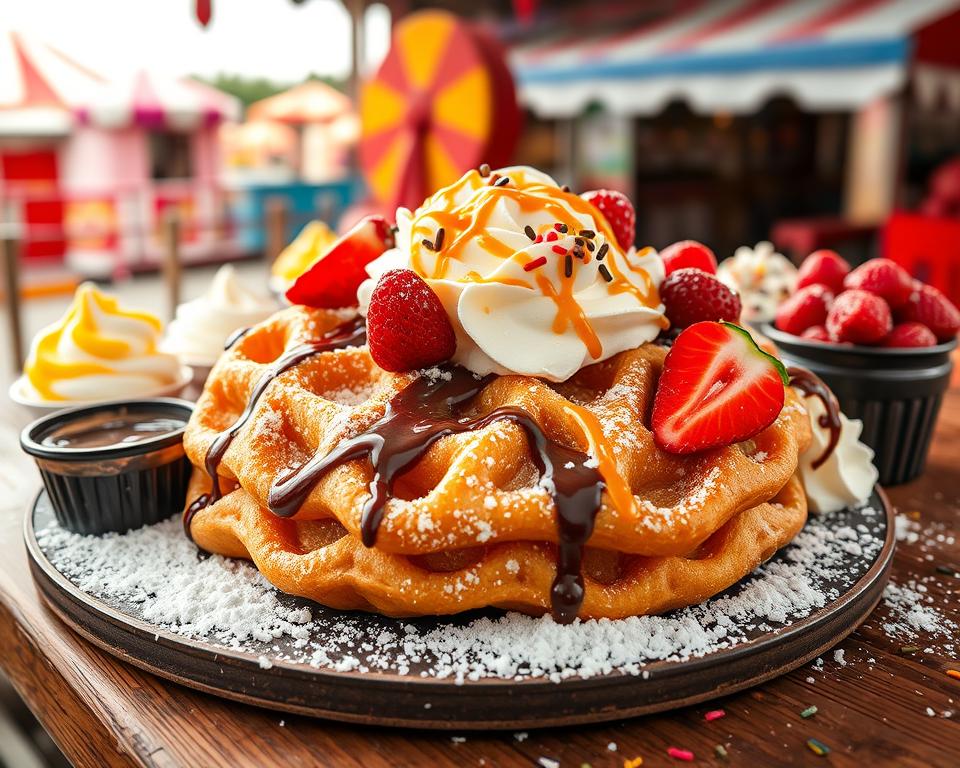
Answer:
[23,283,182,402]
[358,166,666,381]
[796,391,878,514]
[717,241,797,324]
[164,265,277,364]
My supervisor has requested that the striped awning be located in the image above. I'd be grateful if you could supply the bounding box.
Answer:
[75,70,241,131]
[512,0,960,117]
[0,29,105,136]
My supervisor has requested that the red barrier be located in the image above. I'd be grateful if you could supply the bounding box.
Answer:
[882,212,960,306]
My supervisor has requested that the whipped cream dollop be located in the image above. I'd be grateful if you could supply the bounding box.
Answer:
[796,390,878,514]
[358,166,666,381]
[717,241,797,324]
[164,265,277,364]
[23,283,182,402]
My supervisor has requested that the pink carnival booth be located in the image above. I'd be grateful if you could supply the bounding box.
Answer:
[0,30,240,277]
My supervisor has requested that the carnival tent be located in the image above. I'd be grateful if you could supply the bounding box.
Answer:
[75,69,240,130]
[512,0,960,117]
[248,80,354,126]
[248,80,358,182]
[0,29,105,136]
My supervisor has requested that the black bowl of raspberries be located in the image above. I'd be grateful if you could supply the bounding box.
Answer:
[762,251,959,485]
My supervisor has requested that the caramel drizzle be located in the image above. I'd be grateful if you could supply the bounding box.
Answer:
[266,366,606,625]
[788,366,842,470]
[183,318,366,538]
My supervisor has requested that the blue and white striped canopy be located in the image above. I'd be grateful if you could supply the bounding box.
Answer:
[511,0,960,116]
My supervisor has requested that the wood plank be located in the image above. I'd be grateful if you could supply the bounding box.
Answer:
[0,389,958,767]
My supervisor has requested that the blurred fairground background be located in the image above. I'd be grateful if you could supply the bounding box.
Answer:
[3,1,960,762]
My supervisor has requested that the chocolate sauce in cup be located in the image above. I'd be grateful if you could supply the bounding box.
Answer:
[21,399,194,535]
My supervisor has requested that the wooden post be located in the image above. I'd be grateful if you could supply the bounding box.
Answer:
[264,197,288,266]
[1,227,24,371]
[161,208,182,321]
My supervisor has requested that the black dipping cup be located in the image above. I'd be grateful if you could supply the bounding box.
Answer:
[20,399,194,534]
[764,325,956,485]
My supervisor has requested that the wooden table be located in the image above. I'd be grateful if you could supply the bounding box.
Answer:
[1,392,958,768]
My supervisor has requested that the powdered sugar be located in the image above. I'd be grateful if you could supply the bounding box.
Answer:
[33,497,904,683]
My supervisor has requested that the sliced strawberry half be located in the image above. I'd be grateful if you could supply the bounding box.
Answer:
[285,215,395,308]
[652,321,788,455]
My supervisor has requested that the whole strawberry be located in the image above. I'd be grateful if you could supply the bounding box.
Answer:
[581,189,635,251]
[659,240,717,276]
[661,268,741,329]
[366,269,456,372]
[883,322,937,348]
[801,325,831,342]
[844,258,913,308]
[775,284,833,336]
[898,282,960,342]
[826,289,892,344]
[797,249,850,294]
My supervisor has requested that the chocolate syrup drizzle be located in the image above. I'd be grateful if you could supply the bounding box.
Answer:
[183,317,366,537]
[266,366,604,624]
[787,366,842,469]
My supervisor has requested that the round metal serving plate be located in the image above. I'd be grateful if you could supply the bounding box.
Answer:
[26,488,895,730]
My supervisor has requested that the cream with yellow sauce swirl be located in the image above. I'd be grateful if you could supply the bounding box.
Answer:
[358,166,667,381]
[23,283,182,402]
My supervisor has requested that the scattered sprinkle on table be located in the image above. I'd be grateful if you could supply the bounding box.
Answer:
[947,669,960,680]
[800,705,818,719]
[935,564,955,576]
[608,742,618,751]
[514,732,528,742]
[667,746,694,761]
[807,738,831,756]
[538,758,559,768]
[926,707,936,717]
[450,736,466,743]
[900,645,920,654]
[704,709,725,721]
[623,758,643,768]
[714,744,728,759]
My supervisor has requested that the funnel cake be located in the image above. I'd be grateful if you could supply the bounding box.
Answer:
[184,304,812,621]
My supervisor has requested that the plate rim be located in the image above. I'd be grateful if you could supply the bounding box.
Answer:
[24,487,896,725]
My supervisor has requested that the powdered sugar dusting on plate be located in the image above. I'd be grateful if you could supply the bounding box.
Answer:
[32,497,917,683]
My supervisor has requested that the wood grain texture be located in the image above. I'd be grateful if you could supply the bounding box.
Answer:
[1,388,959,767]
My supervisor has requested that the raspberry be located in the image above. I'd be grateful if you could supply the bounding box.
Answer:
[659,240,717,276]
[661,268,742,329]
[800,325,831,342]
[580,189,635,250]
[774,284,833,337]
[366,269,456,372]
[843,258,913,308]
[897,282,960,342]
[796,250,850,294]
[825,289,892,345]
[883,322,937,348]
